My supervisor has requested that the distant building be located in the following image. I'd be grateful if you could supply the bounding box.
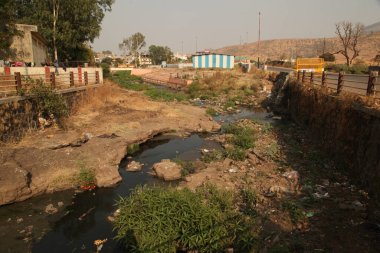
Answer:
[139,54,152,66]
[192,53,235,69]
[11,24,49,66]
[95,51,116,63]
[173,53,188,62]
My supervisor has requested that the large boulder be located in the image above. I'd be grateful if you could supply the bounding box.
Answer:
[152,159,182,181]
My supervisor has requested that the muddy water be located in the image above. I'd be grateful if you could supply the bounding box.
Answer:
[0,109,272,253]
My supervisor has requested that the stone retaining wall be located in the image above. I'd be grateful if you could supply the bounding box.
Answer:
[0,87,90,142]
[286,81,380,198]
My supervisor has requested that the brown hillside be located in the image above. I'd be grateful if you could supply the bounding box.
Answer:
[214,33,380,64]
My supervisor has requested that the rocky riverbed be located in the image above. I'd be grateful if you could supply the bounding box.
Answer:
[0,84,220,206]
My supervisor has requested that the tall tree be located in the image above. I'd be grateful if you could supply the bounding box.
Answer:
[335,21,364,66]
[14,0,114,62]
[148,45,173,65]
[0,0,19,59]
[119,33,146,66]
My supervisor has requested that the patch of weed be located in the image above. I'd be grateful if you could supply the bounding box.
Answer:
[240,186,257,216]
[206,107,219,116]
[127,143,140,155]
[75,163,96,187]
[224,147,246,161]
[114,185,258,252]
[173,158,196,177]
[202,149,225,163]
[144,88,188,102]
[265,142,279,160]
[282,200,304,224]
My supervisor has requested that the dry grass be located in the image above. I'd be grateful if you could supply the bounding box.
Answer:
[71,83,118,114]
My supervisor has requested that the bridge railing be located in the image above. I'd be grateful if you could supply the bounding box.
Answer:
[296,70,379,99]
[0,70,101,98]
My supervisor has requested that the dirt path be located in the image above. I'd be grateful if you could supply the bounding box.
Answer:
[0,83,220,206]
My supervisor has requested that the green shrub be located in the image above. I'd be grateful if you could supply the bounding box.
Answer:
[240,186,257,216]
[30,83,68,121]
[187,81,203,98]
[114,185,257,252]
[75,165,96,187]
[101,63,111,78]
[224,147,246,161]
[223,124,256,150]
[173,158,196,177]
[282,201,303,224]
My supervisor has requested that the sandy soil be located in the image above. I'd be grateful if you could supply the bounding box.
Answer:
[0,82,220,206]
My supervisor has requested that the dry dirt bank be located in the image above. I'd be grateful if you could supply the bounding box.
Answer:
[0,83,220,206]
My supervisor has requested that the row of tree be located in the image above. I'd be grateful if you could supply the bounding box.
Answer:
[0,0,114,63]
[119,32,175,66]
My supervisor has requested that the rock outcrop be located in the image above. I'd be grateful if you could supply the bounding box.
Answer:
[152,159,182,181]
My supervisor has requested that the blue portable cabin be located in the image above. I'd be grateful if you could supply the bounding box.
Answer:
[192,53,235,69]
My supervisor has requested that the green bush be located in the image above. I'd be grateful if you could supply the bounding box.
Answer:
[101,63,111,78]
[30,83,68,121]
[224,147,246,161]
[223,124,256,150]
[114,185,257,253]
[282,201,304,224]
[240,186,257,215]
[75,165,96,187]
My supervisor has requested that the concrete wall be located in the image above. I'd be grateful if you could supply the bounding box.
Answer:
[0,67,103,84]
[31,36,48,66]
[11,24,37,63]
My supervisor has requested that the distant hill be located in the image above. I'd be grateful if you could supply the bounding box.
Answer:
[365,21,380,34]
[214,32,380,64]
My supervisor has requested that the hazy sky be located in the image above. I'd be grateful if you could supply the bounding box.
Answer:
[92,0,380,55]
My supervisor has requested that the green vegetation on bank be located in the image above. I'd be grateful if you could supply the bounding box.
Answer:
[29,81,69,126]
[201,123,257,162]
[111,71,188,102]
[74,163,96,187]
[114,184,258,253]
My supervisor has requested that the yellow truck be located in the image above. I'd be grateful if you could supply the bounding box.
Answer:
[295,58,325,73]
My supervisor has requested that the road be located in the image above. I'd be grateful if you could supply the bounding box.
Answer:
[265,65,294,73]
[264,65,379,97]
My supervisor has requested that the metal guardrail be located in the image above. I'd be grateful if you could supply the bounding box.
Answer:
[296,70,379,99]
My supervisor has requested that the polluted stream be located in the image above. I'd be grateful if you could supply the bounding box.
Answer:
[0,109,273,253]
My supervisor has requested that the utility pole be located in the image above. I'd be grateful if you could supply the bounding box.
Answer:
[258,11,261,68]
[246,32,248,44]
[240,35,242,45]
[322,37,326,55]
[181,41,184,55]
